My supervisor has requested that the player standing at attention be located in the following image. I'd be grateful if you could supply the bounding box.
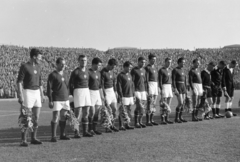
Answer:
[201,62,215,119]
[158,58,174,124]
[101,58,119,132]
[211,61,226,118]
[88,57,103,135]
[222,60,238,116]
[172,57,188,123]
[145,53,159,126]
[69,55,93,138]
[47,57,71,142]
[117,61,135,130]
[131,57,147,128]
[17,48,45,146]
[188,59,203,122]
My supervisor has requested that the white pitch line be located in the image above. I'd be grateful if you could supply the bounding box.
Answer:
[0,110,51,113]
[0,113,19,117]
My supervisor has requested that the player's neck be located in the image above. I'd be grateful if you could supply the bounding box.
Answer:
[79,66,86,71]
[29,59,36,66]
[57,70,64,75]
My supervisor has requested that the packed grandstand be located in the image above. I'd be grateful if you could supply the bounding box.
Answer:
[0,44,240,98]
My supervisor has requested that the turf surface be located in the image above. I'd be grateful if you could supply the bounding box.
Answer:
[0,92,240,162]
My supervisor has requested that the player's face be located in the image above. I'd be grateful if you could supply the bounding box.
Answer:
[56,60,66,71]
[231,63,238,69]
[93,63,102,71]
[138,60,146,68]
[109,65,116,71]
[208,64,214,71]
[34,54,42,64]
[179,60,185,68]
[79,57,87,67]
[165,60,172,68]
[125,65,133,73]
[193,60,200,68]
[149,57,156,65]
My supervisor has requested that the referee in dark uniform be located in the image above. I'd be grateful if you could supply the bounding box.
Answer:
[222,60,238,116]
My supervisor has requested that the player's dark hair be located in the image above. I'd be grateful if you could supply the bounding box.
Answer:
[193,59,199,64]
[123,61,133,68]
[138,57,145,62]
[30,48,42,58]
[108,58,118,66]
[92,57,102,65]
[231,60,237,65]
[177,57,185,64]
[219,61,226,66]
[78,54,86,61]
[56,57,64,64]
[165,57,172,62]
[148,53,156,60]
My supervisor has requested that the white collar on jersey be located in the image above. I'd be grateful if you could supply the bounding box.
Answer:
[204,68,210,74]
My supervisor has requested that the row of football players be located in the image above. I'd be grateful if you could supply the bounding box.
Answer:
[16,48,238,147]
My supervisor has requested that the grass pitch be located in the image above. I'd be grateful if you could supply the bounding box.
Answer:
[0,92,240,162]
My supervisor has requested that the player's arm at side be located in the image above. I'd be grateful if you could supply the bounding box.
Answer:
[47,73,54,108]
[188,70,194,91]
[68,70,75,96]
[116,74,123,102]
[39,70,46,103]
[158,69,163,94]
[100,70,106,97]
[16,64,25,104]
[145,66,150,93]
[171,68,178,94]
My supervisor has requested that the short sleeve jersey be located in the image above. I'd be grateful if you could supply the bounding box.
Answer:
[17,62,42,90]
[88,68,101,90]
[145,64,158,82]
[131,67,146,92]
[117,72,134,98]
[47,71,69,102]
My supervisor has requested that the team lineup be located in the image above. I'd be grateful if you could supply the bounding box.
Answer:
[17,48,238,147]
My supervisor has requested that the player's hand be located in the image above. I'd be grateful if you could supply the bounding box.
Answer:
[224,91,230,101]
[18,95,23,105]
[174,89,179,96]
[41,95,46,103]
[49,102,54,109]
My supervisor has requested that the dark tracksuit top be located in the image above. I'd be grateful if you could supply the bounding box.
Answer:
[47,71,69,102]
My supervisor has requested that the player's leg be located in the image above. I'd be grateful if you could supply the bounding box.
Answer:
[146,95,153,126]
[149,95,158,125]
[179,93,188,123]
[59,107,71,140]
[175,93,183,123]
[216,97,224,117]
[82,106,93,137]
[125,105,134,129]
[134,97,142,128]
[92,105,102,135]
[160,97,168,125]
[204,97,213,119]
[31,106,43,144]
[110,102,119,132]
[73,107,82,138]
[88,105,96,135]
[165,97,173,124]
[50,110,60,142]
[192,93,199,122]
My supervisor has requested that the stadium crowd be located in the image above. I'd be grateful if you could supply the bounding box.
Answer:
[0,45,240,98]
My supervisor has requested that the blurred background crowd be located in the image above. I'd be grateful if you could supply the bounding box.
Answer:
[0,45,239,99]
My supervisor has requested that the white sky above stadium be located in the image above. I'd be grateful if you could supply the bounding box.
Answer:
[0,0,240,51]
